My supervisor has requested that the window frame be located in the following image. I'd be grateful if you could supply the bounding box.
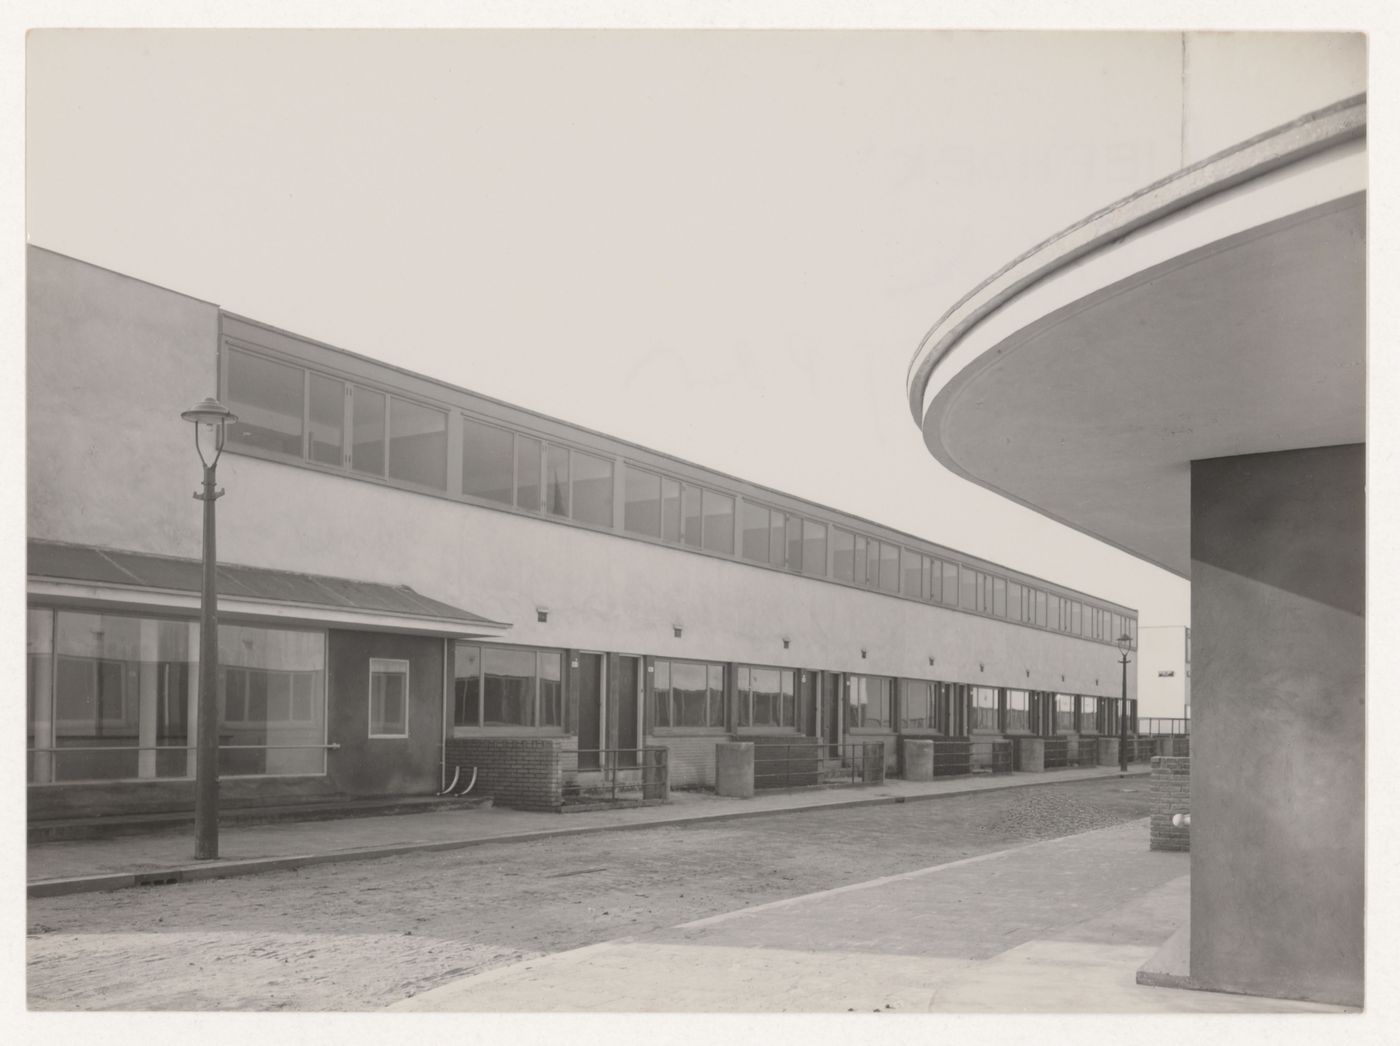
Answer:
[651,658,727,733]
[368,658,411,739]
[450,643,565,734]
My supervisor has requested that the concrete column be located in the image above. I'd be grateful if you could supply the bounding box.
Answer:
[714,742,754,798]
[902,739,934,781]
[1096,737,1119,767]
[1190,446,1364,1007]
[1014,737,1044,772]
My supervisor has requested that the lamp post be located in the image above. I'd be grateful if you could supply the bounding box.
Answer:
[181,397,237,860]
[1116,632,1133,774]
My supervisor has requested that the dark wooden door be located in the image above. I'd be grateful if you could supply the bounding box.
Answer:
[615,655,640,766]
[576,652,602,770]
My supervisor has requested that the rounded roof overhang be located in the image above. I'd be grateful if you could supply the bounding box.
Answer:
[907,97,1366,578]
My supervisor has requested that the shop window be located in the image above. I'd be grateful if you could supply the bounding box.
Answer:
[737,665,795,728]
[368,659,410,738]
[652,659,725,729]
[225,347,305,458]
[462,416,515,504]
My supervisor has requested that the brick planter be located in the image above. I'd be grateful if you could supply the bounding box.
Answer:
[1149,755,1191,851]
[443,738,563,811]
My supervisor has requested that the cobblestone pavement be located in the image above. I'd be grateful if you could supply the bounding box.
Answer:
[28,777,1149,1011]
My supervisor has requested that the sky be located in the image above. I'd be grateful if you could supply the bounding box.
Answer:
[22,27,1209,627]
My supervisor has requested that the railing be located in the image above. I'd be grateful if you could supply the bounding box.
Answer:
[930,738,1013,777]
[562,747,669,803]
[26,742,341,784]
[1124,737,1158,763]
[1138,717,1190,735]
[1042,736,1098,769]
[753,740,885,789]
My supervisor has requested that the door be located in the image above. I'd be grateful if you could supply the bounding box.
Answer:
[576,652,603,770]
[614,655,640,767]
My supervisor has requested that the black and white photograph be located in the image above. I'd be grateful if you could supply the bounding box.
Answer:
[7,2,1395,1038]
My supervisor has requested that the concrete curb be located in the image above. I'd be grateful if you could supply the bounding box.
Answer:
[28,768,1149,899]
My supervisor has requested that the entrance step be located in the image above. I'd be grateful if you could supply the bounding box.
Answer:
[27,793,494,843]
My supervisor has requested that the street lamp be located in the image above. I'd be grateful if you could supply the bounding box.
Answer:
[181,396,237,860]
[1116,632,1133,774]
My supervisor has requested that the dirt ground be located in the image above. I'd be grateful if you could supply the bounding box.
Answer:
[27,777,1150,1011]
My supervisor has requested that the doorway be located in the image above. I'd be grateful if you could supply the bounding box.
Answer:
[576,652,603,770]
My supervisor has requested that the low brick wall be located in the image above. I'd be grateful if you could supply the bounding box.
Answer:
[648,734,720,789]
[444,738,562,811]
[1149,755,1191,851]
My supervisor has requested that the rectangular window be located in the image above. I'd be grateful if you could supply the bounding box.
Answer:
[461,417,515,504]
[571,450,614,527]
[786,514,803,572]
[308,373,345,466]
[902,549,922,598]
[741,502,771,563]
[625,466,663,538]
[1055,693,1076,733]
[661,477,682,542]
[216,624,327,775]
[453,644,482,726]
[538,652,563,727]
[702,489,735,554]
[453,644,562,730]
[654,659,725,729]
[929,558,942,603]
[1079,696,1099,734]
[484,646,538,726]
[682,485,703,548]
[961,568,978,609]
[226,347,305,457]
[846,675,892,730]
[942,561,959,605]
[388,397,447,489]
[1008,581,1023,621]
[1035,589,1047,626]
[803,520,826,577]
[853,535,868,585]
[350,385,386,476]
[1004,690,1031,733]
[545,445,570,518]
[993,577,1006,617]
[737,665,795,729]
[865,537,880,587]
[769,510,787,567]
[832,528,855,582]
[901,680,933,729]
[368,659,410,738]
[878,542,899,593]
[971,687,999,732]
[1071,600,1082,636]
[516,435,542,511]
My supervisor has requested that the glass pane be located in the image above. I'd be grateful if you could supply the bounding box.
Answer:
[1056,693,1076,732]
[371,664,408,735]
[736,665,751,726]
[866,538,880,586]
[972,686,999,731]
[483,647,537,726]
[671,661,707,727]
[682,485,702,548]
[942,561,958,604]
[707,664,725,727]
[785,515,803,572]
[388,397,447,489]
[516,436,542,511]
[461,417,515,504]
[653,660,671,727]
[545,445,569,518]
[769,511,786,567]
[750,667,780,727]
[1008,581,1022,621]
[453,643,481,726]
[624,467,662,537]
[902,549,921,597]
[901,681,931,729]
[1004,690,1030,733]
[351,386,386,476]
[308,373,344,466]
[1080,696,1098,733]
[1036,589,1047,626]
[217,624,326,775]
[701,489,734,554]
[878,542,899,593]
[571,450,614,527]
[929,558,941,602]
[538,652,562,727]
[994,577,1006,617]
[226,348,304,457]
[853,535,867,585]
[780,670,795,727]
[960,568,977,608]
[803,521,826,577]
[661,477,681,542]
[740,502,770,563]
[832,529,855,582]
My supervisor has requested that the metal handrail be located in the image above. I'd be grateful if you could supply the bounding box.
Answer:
[752,740,884,789]
[564,746,669,803]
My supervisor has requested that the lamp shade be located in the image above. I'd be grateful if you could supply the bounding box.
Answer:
[1116,632,1133,655]
[181,397,237,426]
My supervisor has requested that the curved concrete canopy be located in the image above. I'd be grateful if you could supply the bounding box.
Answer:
[908,98,1366,578]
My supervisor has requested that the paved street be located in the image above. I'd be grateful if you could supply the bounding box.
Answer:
[29,777,1154,1011]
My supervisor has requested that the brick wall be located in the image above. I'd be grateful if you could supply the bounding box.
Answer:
[444,738,562,811]
[1150,755,1191,851]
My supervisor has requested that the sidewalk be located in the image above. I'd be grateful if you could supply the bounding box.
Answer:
[391,820,1349,1014]
[28,766,1139,897]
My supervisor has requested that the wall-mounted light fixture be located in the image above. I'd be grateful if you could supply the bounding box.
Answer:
[673,625,683,639]
[537,608,549,624]
[928,656,936,666]
[570,655,580,670]
[860,648,867,659]
[979,662,984,672]
[1026,669,1031,678]
[782,637,790,650]
[646,664,655,674]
